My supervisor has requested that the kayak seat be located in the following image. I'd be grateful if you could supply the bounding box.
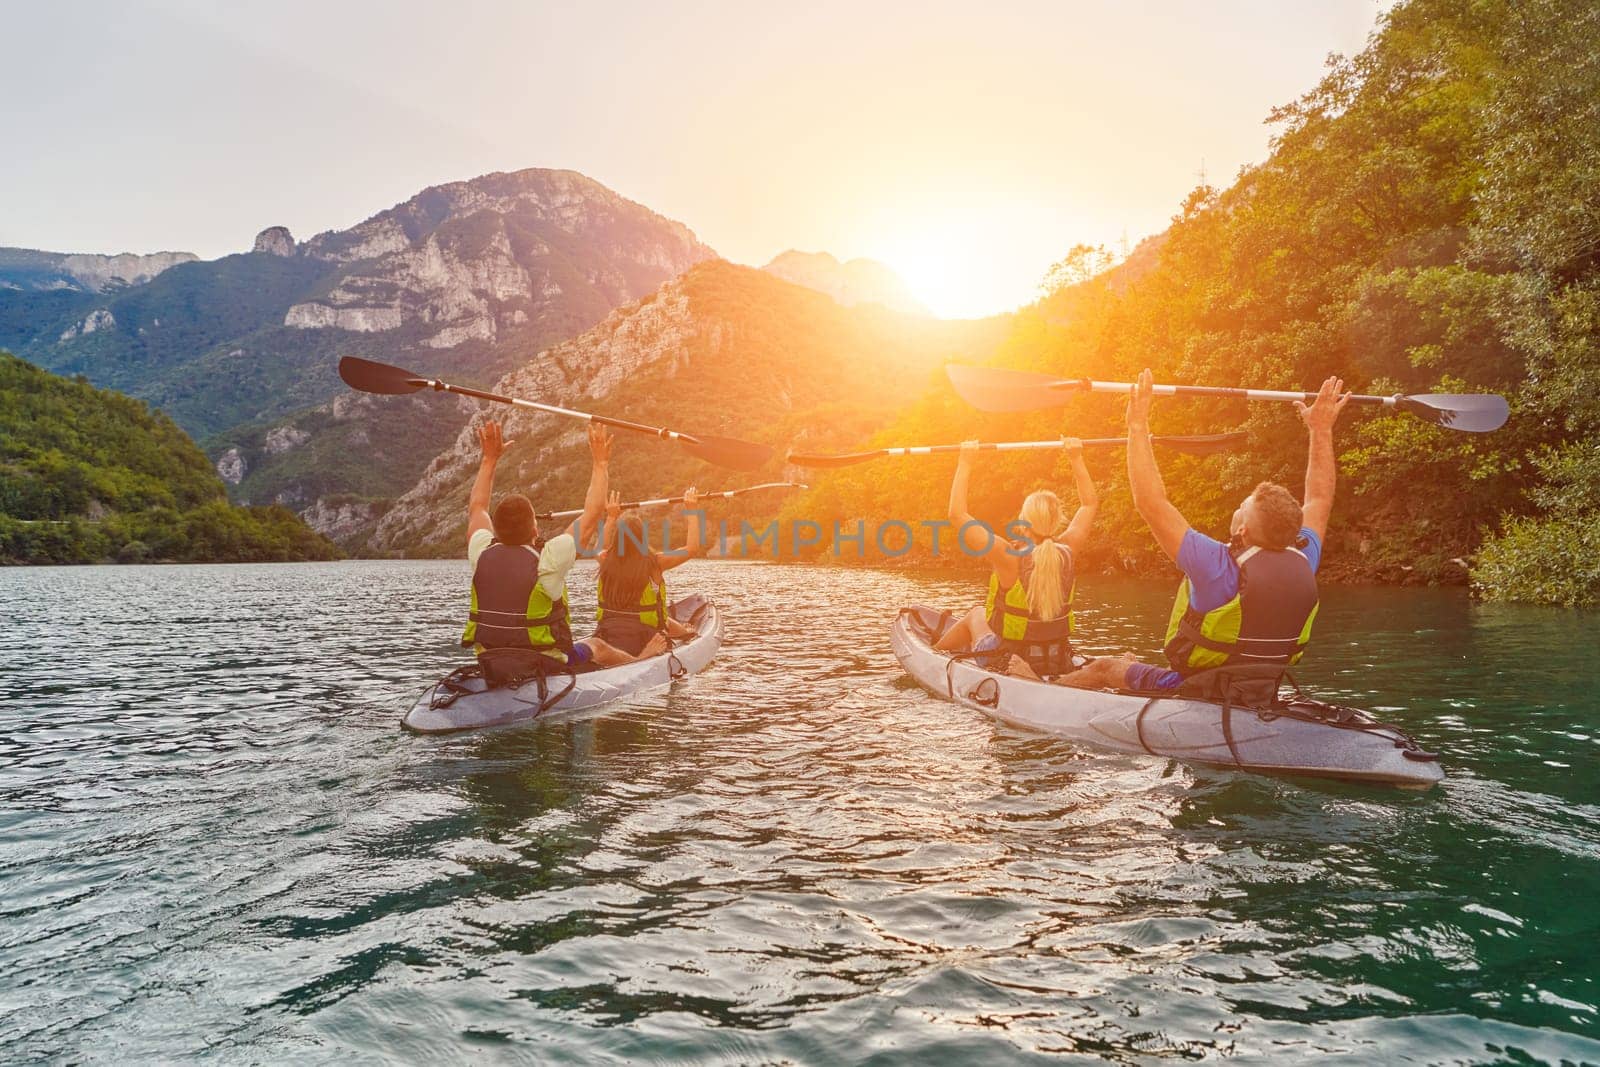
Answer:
[1176,663,1289,709]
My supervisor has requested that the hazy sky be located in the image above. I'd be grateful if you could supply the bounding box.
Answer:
[2,1,1383,317]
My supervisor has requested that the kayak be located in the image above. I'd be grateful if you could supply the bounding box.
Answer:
[891,605,1444,788]
[402,596,723,734]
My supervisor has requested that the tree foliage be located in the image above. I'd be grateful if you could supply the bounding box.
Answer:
[0,352,339,564]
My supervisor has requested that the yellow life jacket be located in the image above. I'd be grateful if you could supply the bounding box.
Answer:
[461,541,573,660]
[986,542,1076,639]
[595,573,666,656]
[984,542,1076,674]
[1163,544,1319,674]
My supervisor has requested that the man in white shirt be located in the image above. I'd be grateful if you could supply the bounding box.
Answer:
[461,418,612,682]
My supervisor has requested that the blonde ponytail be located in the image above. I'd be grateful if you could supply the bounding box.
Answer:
[1019,490,1067,621]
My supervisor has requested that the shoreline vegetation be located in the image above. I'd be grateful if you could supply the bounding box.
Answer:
[0,354,338,565]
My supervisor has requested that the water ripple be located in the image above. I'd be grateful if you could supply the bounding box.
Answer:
[1,561,1597,1062]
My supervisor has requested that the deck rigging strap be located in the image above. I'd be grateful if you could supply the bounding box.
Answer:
[1142,664,1441,761]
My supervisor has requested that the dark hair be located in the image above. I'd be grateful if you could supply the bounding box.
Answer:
[1249,482,1304,550]
[600,515,658,611]
[492,494,536,546]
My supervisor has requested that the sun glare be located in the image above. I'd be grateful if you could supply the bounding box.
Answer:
[871,227,1043,321]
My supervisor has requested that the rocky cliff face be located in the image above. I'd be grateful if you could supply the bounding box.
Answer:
[0,247,197,292]
[762,250,929,316]
[284,168,716,352]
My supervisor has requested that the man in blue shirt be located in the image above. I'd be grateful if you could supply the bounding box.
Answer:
[1037,368,1350,692]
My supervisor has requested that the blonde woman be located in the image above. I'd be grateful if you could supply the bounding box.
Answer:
[933,438,1098,676]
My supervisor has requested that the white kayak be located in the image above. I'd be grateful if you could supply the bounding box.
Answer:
[402,596,723,734]
[892,605,1444,789]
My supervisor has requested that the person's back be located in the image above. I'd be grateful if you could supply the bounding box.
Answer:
[985,535,1078,675]
[1163,528,1320,676]
[460,418,612,685]
[594,515,667,657]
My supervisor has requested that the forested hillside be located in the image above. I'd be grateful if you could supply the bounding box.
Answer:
[0,354,338,564]
[785,0,1600,607]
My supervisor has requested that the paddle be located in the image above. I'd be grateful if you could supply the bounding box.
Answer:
[338,356,774,470]
[785,432,1247,469]
[535,481,808,521]
[944,364,1510,432]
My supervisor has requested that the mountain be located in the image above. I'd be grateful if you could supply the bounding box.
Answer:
[0,168,717,542]
[0,352,336,564]
[762,250,929,316]
[368,259,1008,556]
[0,247,197,292]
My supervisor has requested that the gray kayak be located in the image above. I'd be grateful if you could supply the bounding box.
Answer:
[892,605,1444,788]
[402,596,723,734]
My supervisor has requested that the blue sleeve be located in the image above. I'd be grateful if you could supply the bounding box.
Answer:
[1299,527,1322,573]
[1176,529,1240,613]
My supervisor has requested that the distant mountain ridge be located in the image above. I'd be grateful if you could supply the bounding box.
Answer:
[0,247,198,292]
[762,250,929,315]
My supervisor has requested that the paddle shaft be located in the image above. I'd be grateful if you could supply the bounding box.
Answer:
[1054,379,1396,407]
[537,482,806,522]
[418,377,709,445]
[785,432,1245,467]
[873,435,1208,457]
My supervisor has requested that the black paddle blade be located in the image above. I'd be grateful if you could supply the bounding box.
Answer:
[338,356,429,395]
[679,433,775,471]
[783,449,886,468]
[1153,431,1249,456]
[945,364,1081,412]
[1395,393,1509,432]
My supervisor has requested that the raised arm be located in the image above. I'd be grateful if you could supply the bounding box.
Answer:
[466,420,507,548]
[570,423,613,549]
[1126,368,1189,562]
[658,486,703,573]
[949,441,1013,567]
[1294,375,1351,541]
[1059,437,1099,556]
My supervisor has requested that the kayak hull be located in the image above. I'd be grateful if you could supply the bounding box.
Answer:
[402,596,723,734]
[891,606,1444,788]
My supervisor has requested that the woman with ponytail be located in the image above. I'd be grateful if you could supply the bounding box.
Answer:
[933,438,1099,676]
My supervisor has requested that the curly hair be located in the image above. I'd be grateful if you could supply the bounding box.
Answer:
[1249,482,1304,550]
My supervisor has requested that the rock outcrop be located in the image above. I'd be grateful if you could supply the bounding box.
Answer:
[215,448,247,485]
[762,250,929,316]
[59,308,116,341]
[252,226,296,257]
[283,303,403,332]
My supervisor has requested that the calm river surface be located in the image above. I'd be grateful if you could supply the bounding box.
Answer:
[1,561,1596,1063]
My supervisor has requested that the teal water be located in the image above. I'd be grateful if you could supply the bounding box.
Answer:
[1,561,1596,1063]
